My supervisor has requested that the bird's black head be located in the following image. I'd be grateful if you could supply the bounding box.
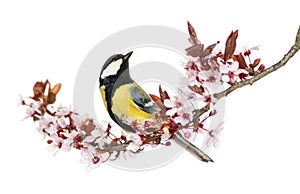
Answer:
[99,51,133,86]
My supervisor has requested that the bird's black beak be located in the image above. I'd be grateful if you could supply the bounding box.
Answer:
[124,51,133,61]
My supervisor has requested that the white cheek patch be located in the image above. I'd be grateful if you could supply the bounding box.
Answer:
[101,58,123,79]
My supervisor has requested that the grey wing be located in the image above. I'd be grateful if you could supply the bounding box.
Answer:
[129,83,156,114]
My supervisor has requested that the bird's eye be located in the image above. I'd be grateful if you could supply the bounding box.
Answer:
[112,58,119,62]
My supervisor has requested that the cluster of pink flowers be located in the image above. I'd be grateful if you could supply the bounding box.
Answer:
[20,22,264,170]
[160,22,265,150]
[19,78,164,171]
[20,95,154,171]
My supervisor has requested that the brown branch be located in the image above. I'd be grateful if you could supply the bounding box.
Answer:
[194,104,210,118]
[96,133,163,153]
[179,104,210,129]
[94,103,213,162]
[173,132,214,162]
[214,26,300,100]
[172,104,214,163]
[101,143,129,152]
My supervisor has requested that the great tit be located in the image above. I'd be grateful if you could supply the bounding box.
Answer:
[99,51,156,133]
[99,51,213,162]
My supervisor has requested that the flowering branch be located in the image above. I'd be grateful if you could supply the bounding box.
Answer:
[173,131,213,162]
[193,104,211,120]
[20,23,300,170]
[214,26,300,100]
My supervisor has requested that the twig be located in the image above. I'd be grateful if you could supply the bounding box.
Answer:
[176,26,300,162]
[102,143,129,152]
[214,26,300,100]
[170,104,214,162]
[173,132,214,162]
[194,104,210,118]
[97,104,213,162]
[180,104,210,129]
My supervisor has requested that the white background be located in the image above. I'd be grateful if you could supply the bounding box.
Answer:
[1,0,300,193]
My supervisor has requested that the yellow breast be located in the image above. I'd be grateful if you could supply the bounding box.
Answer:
[111,84,152,121]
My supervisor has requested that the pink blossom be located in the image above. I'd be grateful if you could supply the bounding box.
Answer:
[219,61,244,83]
[126,133,143,152]
[182,127,196,140]
[70,112,83,127]
[25,101,42,118]
[203,122,224,150]
[55,117,69,128]
[173,111,192,126]
[164,95,194,126]
[26,105,35,117]
[47,130,80,155]
[55,106,71,117]
[80,143,102,171]
[37,115,52,134]
[177,88,199,102]
[184,60,200,71]
[186,70,203,87]
[99,120,110,134]
[17,95,25,106]
[84,129,105,148]
[184,61,204,87]
[164,98,184,116]
[160,133,171,144]
[184,131,191,139]
[199,67,222,85]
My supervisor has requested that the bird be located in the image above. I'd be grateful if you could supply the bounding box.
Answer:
[99,51,214,162]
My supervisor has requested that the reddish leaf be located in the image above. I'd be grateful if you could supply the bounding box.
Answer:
[32,81,46,100]
[149,93,167,114]
[188,85,204,95]
[149,94,162,104]
[46,93,55,104]
[31,80,61,104]
[249,59,261,69]
[187,21,199,45]
[163,91,170,100]
[224,30,238,61]
[253,58,261,67]
[258,64,265,71]
[33,115,39,121]
[185,44,204,57]
[159,85,170,102]
[46,83,62,104]
[232,53,247,69]
[50,83,61,95]
[201,41,220,58]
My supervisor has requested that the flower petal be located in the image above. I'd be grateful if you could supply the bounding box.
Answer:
[174,116,189,125]
[84,136,95,143]
[231,61,239,71]
[219,64,229,73]
[181,118,190,126]
[221,75,230,83]
[91,130,102,137]
[164,99,175,108]
[166,108,178,116]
